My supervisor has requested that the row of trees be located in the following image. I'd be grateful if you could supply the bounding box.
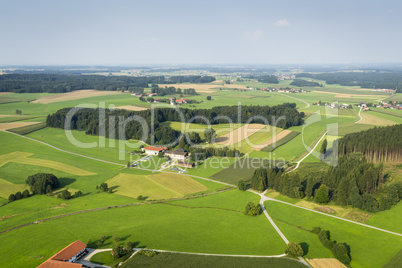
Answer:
[8,189,30,202]
[297,72,402,92]
[311,227,351,265]
[336,124,402,163]
[189,146,241,161]
[168,75,215,84]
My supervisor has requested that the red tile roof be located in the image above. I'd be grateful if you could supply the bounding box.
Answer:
[144,146,167,151]
[37,240,86,268]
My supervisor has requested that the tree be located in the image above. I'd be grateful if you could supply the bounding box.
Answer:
[26,173,59,195]
[244,202,261,216]
[320,139,327,160]
[315,184,329,204]
[22,189,30,198]
[204,128,216,143]
[15,191,22,200]
[74,190,83,198]
[332,243,351,265]
[15,109,22,115]
[8,194,16,202]
[285,242,304,257]
[206,96,212,101]
[238,179,246,191]
[348,186,363,208]
[58,189,71,200]
[46,184,53,194]
[99,183,109,192]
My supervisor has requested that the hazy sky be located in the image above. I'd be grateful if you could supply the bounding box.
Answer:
[1,0,401,65]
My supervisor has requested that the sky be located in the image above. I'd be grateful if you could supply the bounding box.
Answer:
[0,0,401,65]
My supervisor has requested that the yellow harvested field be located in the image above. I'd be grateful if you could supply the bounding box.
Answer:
[0,115,26,118]
[31,90,122,104]
[0,92,12,95]
[0,151,96,176]
[0,122,40,130]
[251,130,292,150]
[311,91,381,99]
[158,83,247,93]
[106,172,207,199]
[215,124,266,146]
[307,258,347,268]
[116,105,149,111]
[0,178,28,199]
[358,112,398,126]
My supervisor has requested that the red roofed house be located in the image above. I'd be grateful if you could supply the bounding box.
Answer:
[37,240,87,268]
[142,146,168,155]
[175,98,188,104]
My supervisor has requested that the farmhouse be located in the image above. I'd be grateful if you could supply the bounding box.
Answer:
[142,146,167,155]
[37,240,87,267]
[177,161,195,168]
[165,148,188,160]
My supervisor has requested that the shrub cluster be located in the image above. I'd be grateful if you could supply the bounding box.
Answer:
[312,227,351,265]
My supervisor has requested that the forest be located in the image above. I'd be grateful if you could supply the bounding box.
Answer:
[336,124,402,163]
[0,74,215,93]
[46,104,303,145]
[256,75,279,84]
[290,79,322,87]
[151,86,198,96]
[297,72,402,92]
[250,155,402,212]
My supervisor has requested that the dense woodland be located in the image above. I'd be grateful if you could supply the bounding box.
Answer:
[250,155,402,212]
[256,75,279,84]
[46,103,303,145]
[151,86,198,96]
[0,74,215,93]
[336,124,402,163]
[290,79,322,87]
[297,72,402,92]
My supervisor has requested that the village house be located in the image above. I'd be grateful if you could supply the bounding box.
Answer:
[175,98,188,104]
[37,240,87,268]
[165,148,188,160]
[142,146,167,155]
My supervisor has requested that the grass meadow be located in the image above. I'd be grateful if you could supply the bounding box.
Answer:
[123,253,306,268]
[265,201,402,268]
[0,193,286,268]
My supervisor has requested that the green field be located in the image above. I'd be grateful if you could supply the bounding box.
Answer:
[122,253,306,268]
[166,121,242,138]
[8,122,46,135]
[383,248,402,268]
[0,192,286,268]
[366,201,402,234]
[106,172,209,200]
[265,201,402,268]
[261,131,300,152]
[185,157,237,178]
[211,158,275,184]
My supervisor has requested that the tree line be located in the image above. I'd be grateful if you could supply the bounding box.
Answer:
[336,124,402,163]
[46,104,303,145]
[151,86,198,96]
[290,79,322,87]
[297,72,402,92]
[0,74,215,93]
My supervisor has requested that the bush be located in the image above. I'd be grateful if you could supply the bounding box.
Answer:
[285,242,304,257]
[139,250,157,257]
[311,226,321,234]
[15,191,22,200]
[237,180,246,191]
[8,194,15,202]
[58,189,71,200]
[22,189,30,198]
[244,202,261,216]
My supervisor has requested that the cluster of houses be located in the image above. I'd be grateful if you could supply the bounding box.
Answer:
[376,101,402,110]
[142,146,195,168]
[275,74,296,80]
[314,102,352,109]
[131,92,157,97]
[371,89,393,93]
[38,240,87,267]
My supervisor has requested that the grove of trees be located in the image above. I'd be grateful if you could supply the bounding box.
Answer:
[25,173,59,195]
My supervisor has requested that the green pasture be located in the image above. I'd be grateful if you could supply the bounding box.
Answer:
[185,157,237,178]
[265,201,402,268]
[123,253,306,268]
[366,201,402,234]
[0,196,286,268]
